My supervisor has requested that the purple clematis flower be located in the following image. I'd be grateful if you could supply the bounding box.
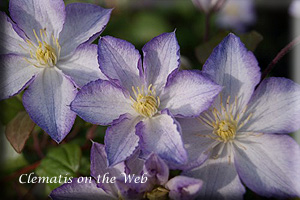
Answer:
[50,142,203,200]
[289,0,300,18]
[0,0,111,142]
[178,33,300,199]
[216,0,256,32]
[191,0,225,14]
[71,32,222,167]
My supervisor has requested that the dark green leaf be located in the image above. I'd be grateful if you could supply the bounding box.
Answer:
[239,31,263,52]
[195,31,263,65]
[78,156,90,176]
[127,12,171,45]
[35,144,82,190]
[0,96,24,125]
[195,31,230,65]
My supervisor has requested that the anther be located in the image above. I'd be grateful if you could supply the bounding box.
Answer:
[131,85,160,118]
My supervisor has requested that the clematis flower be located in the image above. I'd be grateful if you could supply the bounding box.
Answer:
[289,0,300,18]
[216,0,256,32]
[178,33,300,199]
[50,142,203,200]
[71,32,222,167]
[0,0,111,142]
[191,0,225,14]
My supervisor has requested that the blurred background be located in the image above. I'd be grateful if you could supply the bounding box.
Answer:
[0,0,299,199]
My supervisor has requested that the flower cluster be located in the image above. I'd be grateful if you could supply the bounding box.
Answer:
[1,0,300,199]
[71,33,221,167]
[51,142,203,200]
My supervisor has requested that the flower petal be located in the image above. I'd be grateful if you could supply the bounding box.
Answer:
[144,153,169,186]
[177,118,215,170]
[71,79,135,125]
[136,110,188,167]
[22,68,77,143]
[115,177,146,200]
[241,77,300,134]
[0,12,27,55]
[50,178,115,200]
[183,151,245,200]
[105,115,140,166]
[59,3,112,57]
[160,70,222,117]
[124,149,145,175]
[58,44,107,88]
[234,133,300,198]
[9,0,65,40]
[142,32,180,93]
[165,176,203,200]
[202,33,261,109]
[0,54,41,100]
[97,36,143,93]
[90,142,124,196]
[178,117,212,136]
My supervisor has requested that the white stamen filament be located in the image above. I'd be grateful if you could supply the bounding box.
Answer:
[20,29,61,68]
[196,94,256,163]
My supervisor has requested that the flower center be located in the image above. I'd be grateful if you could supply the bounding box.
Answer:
[198,95,252,143]
[20,29,61,68]
[214,120,237,142]
[224,3,240,17]
[130,84,160,118]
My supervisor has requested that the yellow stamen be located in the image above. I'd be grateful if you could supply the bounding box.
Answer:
[214,120,237,143]
[21,29,61,68]
[198,95,253,143]
[33,29,40,42]
[130,84,160,118]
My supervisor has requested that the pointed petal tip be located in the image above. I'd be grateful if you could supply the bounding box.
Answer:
[223,32,243,45]
[227,32,237,37]
[106,7,114,13]
[142,31,178,51]
[91,141,104,149]
[49,130,67,144]
[52,137,62,144]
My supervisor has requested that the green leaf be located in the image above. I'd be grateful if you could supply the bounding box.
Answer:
[239,31,263,52]
[5,111,35,153]
[78,156,90,176]
[35,144,82,190]
[195,31,230,65]
[0,96,24,125]
[127,12,171,45]
[195,31,263,65]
